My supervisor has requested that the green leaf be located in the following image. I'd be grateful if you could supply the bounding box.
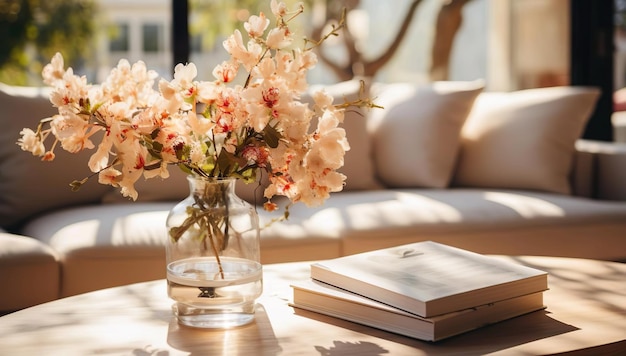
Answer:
[215,149,233,175]
[175,143,188,161]
[144,161,162,171]
[238,167,257,183]
[216,149,247,176]
[262,124,282,148]
[69,178,88,192]
[148,149,163,160]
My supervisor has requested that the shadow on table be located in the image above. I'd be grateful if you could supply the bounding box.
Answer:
[166,303,282,355]
[314,340,389,356]
[293,308,578,355]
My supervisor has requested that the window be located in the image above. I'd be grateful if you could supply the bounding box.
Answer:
[190,34,203,54]
[109,23,129,52]
[143,23,163,53]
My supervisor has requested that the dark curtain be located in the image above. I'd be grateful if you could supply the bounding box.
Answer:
[172,0,190,71]
[570,0,615,141]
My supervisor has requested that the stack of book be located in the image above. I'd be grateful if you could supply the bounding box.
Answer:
[289,241,548,342]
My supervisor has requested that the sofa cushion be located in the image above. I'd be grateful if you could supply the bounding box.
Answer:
[20,202,341,296]
[0,83,111,229]
[20,203,173,297]
[369,81,484,188]
[278,188,626,260]
[0,232,60,311]
[453,86,600,195]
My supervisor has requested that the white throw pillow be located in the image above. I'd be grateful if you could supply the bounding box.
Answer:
[453,86,601,195]
[369,80,485,188]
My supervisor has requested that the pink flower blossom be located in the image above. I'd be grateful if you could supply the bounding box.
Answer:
[265,27,292,49]
[223,30,263,71]
[17,128,45,156]
[50,113,96,153]
[98,167,121,186]
[244,12,269,38]
[212,60,239,83]
[270,0,287,18]
[42,52,65,86]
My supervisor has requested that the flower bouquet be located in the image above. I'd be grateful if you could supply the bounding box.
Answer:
[17,0,375,328]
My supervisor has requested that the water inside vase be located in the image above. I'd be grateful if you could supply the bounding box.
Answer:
[167,256,263,328]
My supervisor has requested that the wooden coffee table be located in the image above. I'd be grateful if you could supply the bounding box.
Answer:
[0,256,624,355]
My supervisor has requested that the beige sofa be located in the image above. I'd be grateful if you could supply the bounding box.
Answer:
[2,81,626,313]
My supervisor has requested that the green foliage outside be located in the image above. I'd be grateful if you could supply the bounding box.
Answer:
[0,0,97,86]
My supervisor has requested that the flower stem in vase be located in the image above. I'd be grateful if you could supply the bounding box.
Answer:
[204,210,225,280]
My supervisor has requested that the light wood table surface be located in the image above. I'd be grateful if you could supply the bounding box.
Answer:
[0,256,624,355]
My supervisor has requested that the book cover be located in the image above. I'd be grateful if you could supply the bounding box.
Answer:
[310,241,548,317]
[290,279,546,342]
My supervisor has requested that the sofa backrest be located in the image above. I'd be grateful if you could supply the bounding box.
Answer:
[573,139,626,200]
[0,83,111,230]
[0,81,603,230]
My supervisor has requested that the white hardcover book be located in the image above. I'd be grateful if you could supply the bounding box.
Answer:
[310,241,548,317]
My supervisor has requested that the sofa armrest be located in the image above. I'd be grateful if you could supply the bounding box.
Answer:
[574,139,626,200]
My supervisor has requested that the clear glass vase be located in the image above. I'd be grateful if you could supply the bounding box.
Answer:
[166,176,262,328]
